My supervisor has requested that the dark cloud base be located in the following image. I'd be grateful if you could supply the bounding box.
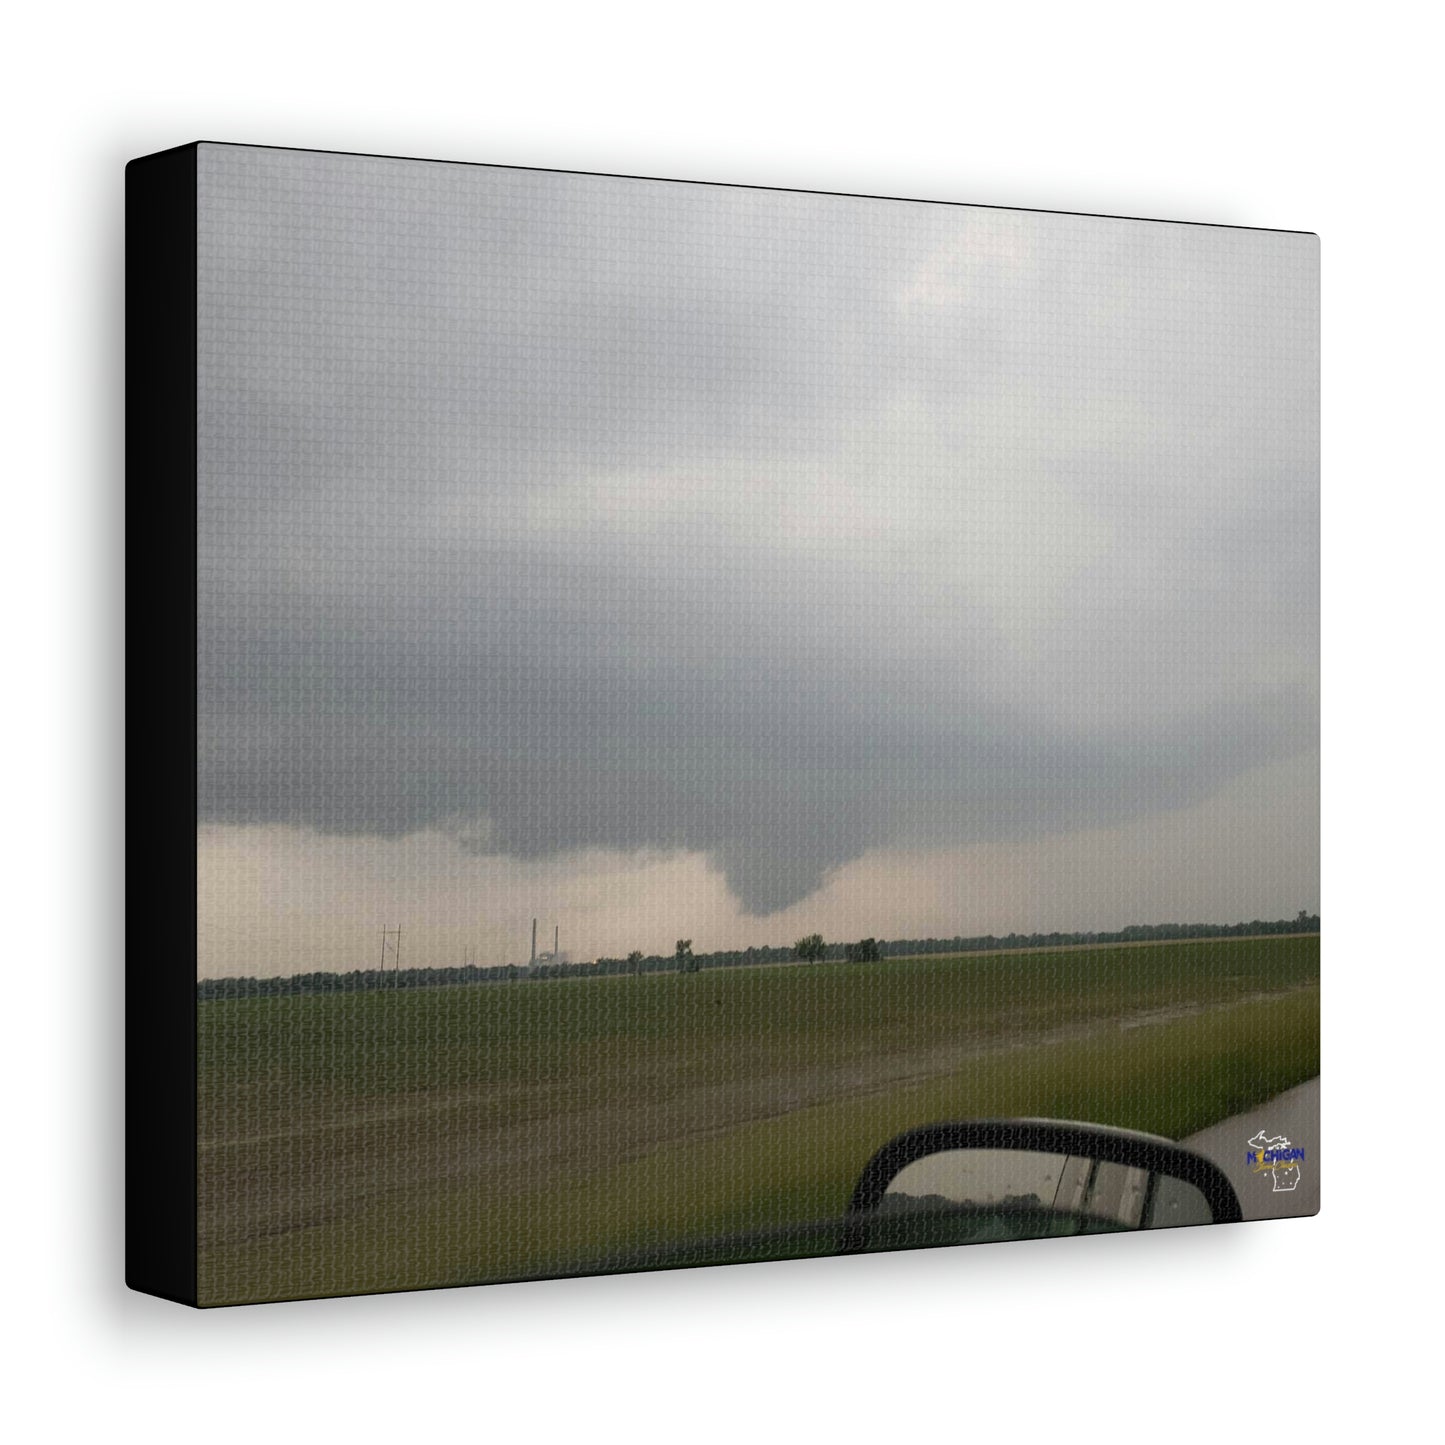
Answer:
[195,146,1318,915]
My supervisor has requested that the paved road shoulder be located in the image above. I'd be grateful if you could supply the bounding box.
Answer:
[1182,1076,1319,1220]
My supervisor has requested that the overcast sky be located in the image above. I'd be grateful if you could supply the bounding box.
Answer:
[195,144,1318,977]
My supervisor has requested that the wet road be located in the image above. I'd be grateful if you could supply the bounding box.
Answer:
[1182,1076,1320,1220]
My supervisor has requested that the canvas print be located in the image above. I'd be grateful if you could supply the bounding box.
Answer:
[132,143,1319,1306]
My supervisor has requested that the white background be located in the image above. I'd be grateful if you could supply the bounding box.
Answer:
[3,3,1437,1440]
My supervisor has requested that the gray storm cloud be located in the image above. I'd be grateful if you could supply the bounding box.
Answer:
[195,145,1318,916]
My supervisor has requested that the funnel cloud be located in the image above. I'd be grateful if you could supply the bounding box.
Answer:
[196,146,1318,928]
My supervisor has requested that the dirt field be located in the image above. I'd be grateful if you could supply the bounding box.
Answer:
[197,934,1320,1302]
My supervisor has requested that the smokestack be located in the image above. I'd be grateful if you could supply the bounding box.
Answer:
[554,924,559,958]
[531,918,537,965]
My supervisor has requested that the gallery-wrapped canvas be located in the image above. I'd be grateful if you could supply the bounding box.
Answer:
[127,143,1319,1307]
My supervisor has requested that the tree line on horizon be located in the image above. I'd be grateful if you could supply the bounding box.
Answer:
[196,911,1320,1000]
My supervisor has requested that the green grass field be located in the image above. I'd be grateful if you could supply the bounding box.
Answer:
[197,935,1319,1304]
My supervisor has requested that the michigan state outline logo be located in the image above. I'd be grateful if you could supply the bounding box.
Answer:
[1247,1130,1306,1192]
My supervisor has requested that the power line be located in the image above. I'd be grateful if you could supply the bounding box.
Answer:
[380,925,402,987]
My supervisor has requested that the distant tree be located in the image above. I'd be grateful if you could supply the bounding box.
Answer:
[196,913,1316,1001]
[794,933,826,964]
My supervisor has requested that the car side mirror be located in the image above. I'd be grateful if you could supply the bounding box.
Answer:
[842,1119,1242,1253]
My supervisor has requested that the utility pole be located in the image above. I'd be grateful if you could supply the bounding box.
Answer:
[380,926,401,988]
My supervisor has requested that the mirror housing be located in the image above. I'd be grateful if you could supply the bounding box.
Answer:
[842,1119,1242,1253]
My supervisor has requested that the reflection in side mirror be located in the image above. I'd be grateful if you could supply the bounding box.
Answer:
[844,1121,1240,1253]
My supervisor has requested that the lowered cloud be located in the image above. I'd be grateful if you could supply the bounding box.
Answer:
[195,145,1318,919]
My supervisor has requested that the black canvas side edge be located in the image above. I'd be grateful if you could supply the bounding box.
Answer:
[125,142,200,1306]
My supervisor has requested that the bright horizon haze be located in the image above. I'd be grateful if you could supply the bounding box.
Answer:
[195,146,1318,979]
